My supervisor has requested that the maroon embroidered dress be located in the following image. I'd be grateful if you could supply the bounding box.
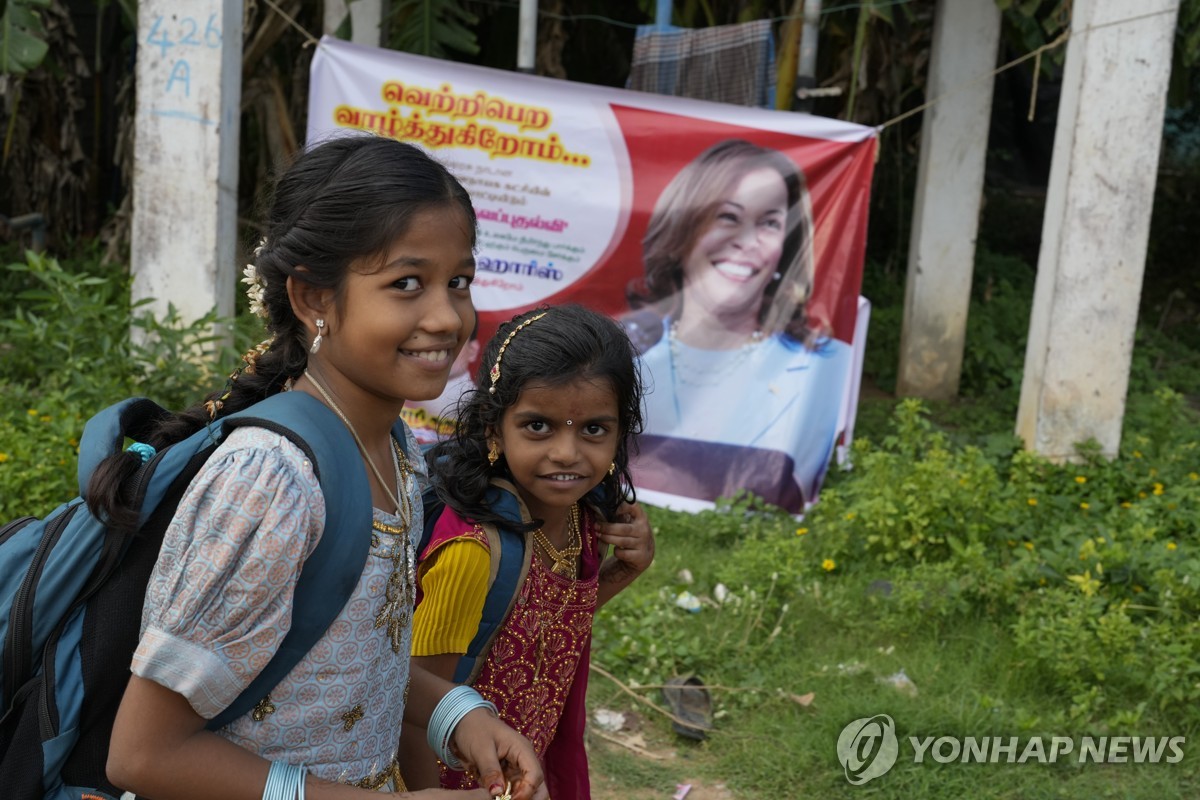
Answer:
[420,503,600,797]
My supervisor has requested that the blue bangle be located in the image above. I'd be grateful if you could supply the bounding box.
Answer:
[263,761,306,800]
[426,685,497,771]
[126,442,156,463]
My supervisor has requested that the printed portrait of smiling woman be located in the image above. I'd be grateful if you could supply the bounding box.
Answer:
[624,138,853,510]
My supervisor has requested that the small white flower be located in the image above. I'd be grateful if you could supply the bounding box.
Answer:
[714,583,729,604]
[241,262,268,320]
[677,568,694,585]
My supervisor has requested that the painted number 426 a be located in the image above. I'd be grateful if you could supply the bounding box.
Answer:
[146,14,222,57]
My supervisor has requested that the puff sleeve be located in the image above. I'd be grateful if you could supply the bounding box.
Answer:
[131,427,326,720]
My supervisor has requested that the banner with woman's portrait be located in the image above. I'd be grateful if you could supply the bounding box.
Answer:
[308,36,877,514]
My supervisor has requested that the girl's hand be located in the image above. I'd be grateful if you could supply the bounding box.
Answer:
[596,501,655,607]
[598,501,655,576]
[451,707,548,800]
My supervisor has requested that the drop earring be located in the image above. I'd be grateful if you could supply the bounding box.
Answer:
[608,462,616,476]
[772,271,782,281]
[309,319,325,354]
[487,441,500,466]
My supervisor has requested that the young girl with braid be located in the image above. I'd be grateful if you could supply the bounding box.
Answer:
[97,135,546,800]
[398,305,656,798]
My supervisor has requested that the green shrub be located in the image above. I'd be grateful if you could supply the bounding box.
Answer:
[0,250,248,518]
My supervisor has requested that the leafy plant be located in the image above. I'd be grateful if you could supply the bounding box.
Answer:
[388,0,479,58]
[0,0,49,76]
[0,248,242,518]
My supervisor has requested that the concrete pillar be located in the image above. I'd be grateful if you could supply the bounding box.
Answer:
[132,1,241,326]
[517,0,537,72]
[896,0,1001,400]
[1016,0,1180,460]
[325,0,384,46]
[324,0,349,35]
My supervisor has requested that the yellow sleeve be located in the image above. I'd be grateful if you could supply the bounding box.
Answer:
[412,538,491,657]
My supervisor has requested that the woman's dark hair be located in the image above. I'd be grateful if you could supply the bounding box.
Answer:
[88,134,477,529]
[626,138,820,347]
[427,304,644,530]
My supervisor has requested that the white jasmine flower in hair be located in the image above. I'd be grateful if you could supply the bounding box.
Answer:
[242,262,268,320]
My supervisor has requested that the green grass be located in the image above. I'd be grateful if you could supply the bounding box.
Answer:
[588,525,1200,797]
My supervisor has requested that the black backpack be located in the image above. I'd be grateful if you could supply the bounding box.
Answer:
[0,391,391,800]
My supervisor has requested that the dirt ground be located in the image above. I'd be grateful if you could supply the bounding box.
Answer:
[592,775,734,800]
[587,728,736,800]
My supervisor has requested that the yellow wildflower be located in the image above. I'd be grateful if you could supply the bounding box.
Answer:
[1080,502,1090,510]
[1167,542,1178,551]
[1120,502,1132,509]
[822,558,836,572]
[1023,541,1034,551]
[1067,571,1101,597]
[844,512,857,521]
[1153,483,1164,496]
[1139,492,1148,499]
[1133,450,1143,459]
[1075,476,1087,484]
[0,453,8,463]
[795,527,808,537]
[1190,473,1199,481]
[1027,498,1038,507]
[27,409,38,416]
[68,438,78,447]
[40,415,51,423]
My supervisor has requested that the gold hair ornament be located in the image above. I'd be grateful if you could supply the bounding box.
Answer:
[488,312,547,394]
[205,337,277,421]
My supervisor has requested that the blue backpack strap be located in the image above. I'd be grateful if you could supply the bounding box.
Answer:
[452,486,529,685]
[205,392,372,730]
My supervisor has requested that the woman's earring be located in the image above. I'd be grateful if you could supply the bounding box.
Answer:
[609,462,616,476]
[488,441,500,466]
[309,319,325,354]
[772,271,782,281]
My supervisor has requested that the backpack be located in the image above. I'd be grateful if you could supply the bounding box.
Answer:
[0,390,395,800]
[419,483,529,685]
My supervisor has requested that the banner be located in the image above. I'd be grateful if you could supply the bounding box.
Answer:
[308,37,877,514]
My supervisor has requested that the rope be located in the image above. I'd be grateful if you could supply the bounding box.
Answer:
[877,6,1180,132]
[261,0,320,48]
[256,0,1179,134]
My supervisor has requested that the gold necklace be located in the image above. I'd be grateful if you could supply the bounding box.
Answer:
[667,320,764,388]
[303,369,411,525]
[370,442,416,654]
[532,504,581,579]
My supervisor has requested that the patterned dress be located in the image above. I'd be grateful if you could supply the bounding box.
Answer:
[131,425,422,788]
[415,495,600,797]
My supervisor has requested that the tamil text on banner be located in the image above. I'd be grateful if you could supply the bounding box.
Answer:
[307,36,877,514]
